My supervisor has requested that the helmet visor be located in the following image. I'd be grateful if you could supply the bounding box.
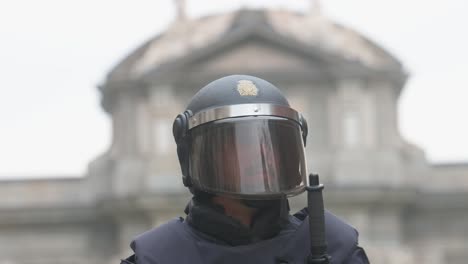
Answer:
[189,116,307,199]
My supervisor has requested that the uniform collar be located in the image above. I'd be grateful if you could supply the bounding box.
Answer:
[184,196,290,246]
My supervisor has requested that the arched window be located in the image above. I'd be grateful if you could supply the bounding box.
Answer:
[329,80,375,149]
[153,119,172,155]
[343,111,360,148]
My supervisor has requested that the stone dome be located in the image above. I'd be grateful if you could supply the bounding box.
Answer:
[104,8,404,88]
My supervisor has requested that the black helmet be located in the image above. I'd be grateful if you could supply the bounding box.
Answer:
[173,75,309,200]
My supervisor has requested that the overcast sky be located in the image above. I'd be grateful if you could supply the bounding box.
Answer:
[0,0,467,179]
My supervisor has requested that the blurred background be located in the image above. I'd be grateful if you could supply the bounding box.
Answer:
[0,0,467,263]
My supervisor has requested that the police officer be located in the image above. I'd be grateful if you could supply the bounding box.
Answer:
[121,75,370,264]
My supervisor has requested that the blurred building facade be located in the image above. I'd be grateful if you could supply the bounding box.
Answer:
[1,6,468,264]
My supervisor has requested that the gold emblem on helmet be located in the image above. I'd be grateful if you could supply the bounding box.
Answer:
[237,80,258,96]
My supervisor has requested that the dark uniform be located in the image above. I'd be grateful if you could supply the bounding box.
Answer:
[121,75,370,264]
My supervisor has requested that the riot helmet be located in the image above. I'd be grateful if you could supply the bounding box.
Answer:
[173,75,309,200]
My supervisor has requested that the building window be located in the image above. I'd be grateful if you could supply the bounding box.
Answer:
[343,111,360,147]
[153,119,172,155]
[150,86,173,109]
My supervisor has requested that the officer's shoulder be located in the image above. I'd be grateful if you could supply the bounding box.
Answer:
[324,210,359,247]
[131,217,185,252]
[294,208,359,251]
[295,208,357,236]
[127,217,205,264]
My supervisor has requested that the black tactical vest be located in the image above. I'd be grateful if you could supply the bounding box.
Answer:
[122,211,362,264]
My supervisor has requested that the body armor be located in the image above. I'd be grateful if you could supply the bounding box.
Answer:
[122,210,368,264]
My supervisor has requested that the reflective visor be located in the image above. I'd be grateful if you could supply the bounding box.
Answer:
[189,116,307,199]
